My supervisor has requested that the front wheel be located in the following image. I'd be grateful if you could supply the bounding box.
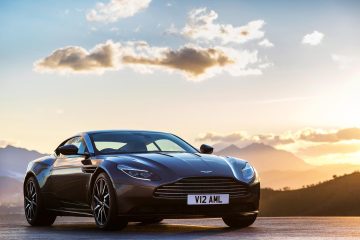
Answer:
[92,173,128,230]
[24,177,56,226]
[222,214,257,228]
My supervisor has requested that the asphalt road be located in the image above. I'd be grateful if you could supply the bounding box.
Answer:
[1,214,360,239]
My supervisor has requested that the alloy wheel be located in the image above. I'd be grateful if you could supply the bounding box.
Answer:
[24,180,37,221]
[93,177,110,226]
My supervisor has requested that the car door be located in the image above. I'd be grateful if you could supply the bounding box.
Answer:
[50,136,93,211]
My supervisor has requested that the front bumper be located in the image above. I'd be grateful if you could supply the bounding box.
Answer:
[114,180,260,218]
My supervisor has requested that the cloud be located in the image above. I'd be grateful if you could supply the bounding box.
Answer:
[197,128,360,164]
[337,128,360,140]
[123,45,233,76]
[298,143,360,157]
[122,44,265,79]
[299,128,360,143]
[298,129,338,142]
[36,7,272,81]
[253,134,295,145]
[179,8,265,44]
[196,132,294,146]
[302,31,324,46]
[197,128,360,147]
[196,132,247,142]
[86,0,151,23]
[258,38,274,48]
[34,40,121,74]
[331,54,353,70]
[34,41,268,80]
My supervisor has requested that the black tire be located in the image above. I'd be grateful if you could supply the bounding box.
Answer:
[222,214,257,228]
[140,217,164,225]
[92,173,128,230]
[24,176,56,226]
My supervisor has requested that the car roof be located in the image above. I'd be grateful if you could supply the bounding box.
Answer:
[79,130,170,135]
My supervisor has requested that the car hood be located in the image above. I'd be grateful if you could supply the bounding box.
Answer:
[102,152,248,181]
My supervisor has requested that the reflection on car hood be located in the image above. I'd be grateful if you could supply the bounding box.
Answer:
[103,152,247,180]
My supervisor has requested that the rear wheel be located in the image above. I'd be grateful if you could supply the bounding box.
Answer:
[92,173,128,230]
[24,177,56,226]
[222,214,257,228]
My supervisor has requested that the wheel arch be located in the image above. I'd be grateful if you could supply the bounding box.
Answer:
[88,166,116,202]
[23,171,37,191]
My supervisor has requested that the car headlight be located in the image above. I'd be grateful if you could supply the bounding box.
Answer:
[242,163,255,182]
[117,165,160,181]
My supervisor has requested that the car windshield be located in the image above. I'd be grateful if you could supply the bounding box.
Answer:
[90,132,198,155]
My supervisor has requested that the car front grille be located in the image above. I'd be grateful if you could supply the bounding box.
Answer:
[153,177,250,199]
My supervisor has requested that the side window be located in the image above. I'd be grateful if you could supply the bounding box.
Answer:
[155,139,185,152]
[94,142,125,151]
[146,143,159,152]
[63,137,78,146]
[61,137,88,155]
[75,138,87,154]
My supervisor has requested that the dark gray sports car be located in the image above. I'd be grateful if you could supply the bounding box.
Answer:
[24,130,260,230]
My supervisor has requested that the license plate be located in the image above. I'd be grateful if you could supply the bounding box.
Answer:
[187,194,229,205]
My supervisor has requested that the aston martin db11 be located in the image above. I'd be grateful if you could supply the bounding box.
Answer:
[24,130,260,230]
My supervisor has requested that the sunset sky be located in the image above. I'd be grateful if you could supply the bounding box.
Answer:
[1,0,360,165]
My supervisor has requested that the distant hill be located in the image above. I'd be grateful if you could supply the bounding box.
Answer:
[217,143,311,171]
[0,176,23,206]
[0,145,46,180]
[216,143,360,189]
[0,145,47,207]
[261,164,360,189]
[260,172,360,216]
[0,146,45,206]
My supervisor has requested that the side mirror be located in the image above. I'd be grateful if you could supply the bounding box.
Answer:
[200,144,214,154]
[58,145,79,155]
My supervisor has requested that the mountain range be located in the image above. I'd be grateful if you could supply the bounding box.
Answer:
[216,143,360,189]
[0,146,46,206]
[217,143,311,171]
[0,145,46,180]
[0,176,23,206]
